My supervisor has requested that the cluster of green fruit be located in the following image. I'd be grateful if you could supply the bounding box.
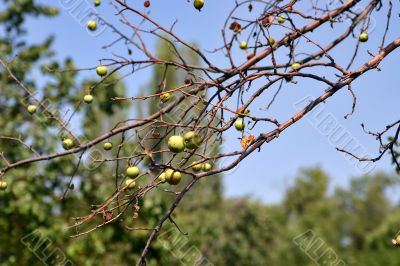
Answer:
[158,169,182,185]
[82,65,108,104]
[121,130,216,190]
[237,10,369,65]
[167,131,202,153]
[238,15,285,52]
[191,161,212,172]
[25,66,108,114]
[125,166,140,190]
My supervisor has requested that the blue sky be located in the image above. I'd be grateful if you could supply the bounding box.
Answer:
[25,0,400,203]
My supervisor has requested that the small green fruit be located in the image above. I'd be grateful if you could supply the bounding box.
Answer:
[0,181,7,190]
[277,16,285,24]
[168,135,185,153]
[96,65,108,77]
[268,37,275,46]
[103,142,113,150]
[125,179,136,189]
[194,0,204,11]
[83,94,93,104]
[183,131,202,149]
[126,166,140,178]
[27,105,37,114]
[234,118,245,131]
[202,163,212,172]
[94,0,101,6]
[291,62,301,71]
[239,41,247,50]
[191,162,203,172]
[164,169,175,182]
[168,171,182,185]
[158,173,166,183]
[62,138,74,150]
[160,92,171,103]
[87,20,97,31]
[359,32,368,42]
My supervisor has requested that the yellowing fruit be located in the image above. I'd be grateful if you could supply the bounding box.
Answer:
[125,179,136,189]
[194,0,204,11]
[168,171,182,185]
[183,131,201,149]
[234,119,245,131]
[27,105,37,114]
[103,142,113,150]
[291,62,301,71]
[239,41,247,50]
[62,138,74,150]
[359,33,369,42]
[83,94,93,104]
[87,20,97,31]
[168,135,185,153]
[96,65,108,77]
[126,166,140,178]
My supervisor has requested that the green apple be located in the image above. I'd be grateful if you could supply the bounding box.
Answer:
[27,105,37,114]
[202,163,212,172]
[168,135,185,153]
[0,181,7,190]
[359,32,368,42]
[268,37,275,46]
[94,0,101,6]
[277,16,285,24]
[83,94,93,104]
[103,142,113,150]
[183,131,201,149]
[62,138,74,150]
[234,118,245,131]
[239,41,247,50]
[191,162,203,172]
[291,62,301,71]
[96,65,108,77]
[158,172,166,183]
[160,92,171,103]
[194,0,204,11]
[126,166,140,178]
[168,171,182,185]
[87,20,97,31]
[125,178,136,189]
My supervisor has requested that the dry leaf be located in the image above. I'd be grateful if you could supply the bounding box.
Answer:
[261,16,274,27]
[240,135,254,149]
[229,21,242,33]
[103,210,113,222]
